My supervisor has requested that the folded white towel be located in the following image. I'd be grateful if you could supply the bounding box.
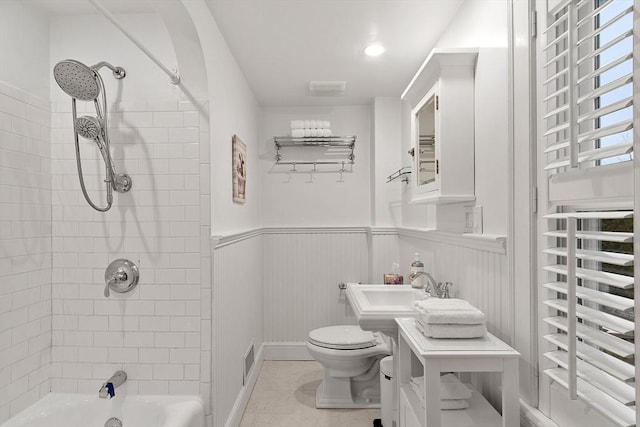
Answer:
[440,399,470,410]
[410,375,471,410]
[419,308,486,326]
[411,374,472,400]
[414,298,486,325]
[309,128,318,137]
[415,298,474,310]
[304,128,311,137]
[416,319,487,339]
[321,128,332,137]
[290,128,305,138]
[303,120,311,128]
[290,120,304,129]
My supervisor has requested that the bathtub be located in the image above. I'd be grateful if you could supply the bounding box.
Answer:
[0,393,204,427]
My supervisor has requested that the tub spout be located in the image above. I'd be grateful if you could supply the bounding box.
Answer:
[99,370,127,399]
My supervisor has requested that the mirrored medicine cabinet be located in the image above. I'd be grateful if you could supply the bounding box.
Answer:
[403,48,478,204]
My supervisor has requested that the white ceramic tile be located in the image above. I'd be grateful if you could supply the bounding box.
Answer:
[152,364,183,380]
[139,348,169,364]
[153,112,184,127]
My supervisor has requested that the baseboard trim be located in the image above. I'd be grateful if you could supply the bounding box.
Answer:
[224,345,264,427]
[520,400,558,427]
[262,342,313,360]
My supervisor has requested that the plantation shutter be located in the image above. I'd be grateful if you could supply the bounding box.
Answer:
[542,0,633,173]
[540,1,636,426]
[542,210,634,426]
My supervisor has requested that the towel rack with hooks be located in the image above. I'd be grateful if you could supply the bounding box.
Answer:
[273,136,356,169]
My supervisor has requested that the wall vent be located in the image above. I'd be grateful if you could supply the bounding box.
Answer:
[243,341,255,386]
[308,80,346,96]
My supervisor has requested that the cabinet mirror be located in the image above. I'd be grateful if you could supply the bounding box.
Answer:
[411,89,437,191]
[416,97,436,186]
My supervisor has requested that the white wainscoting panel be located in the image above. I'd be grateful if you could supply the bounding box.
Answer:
[262,231,369,343]
[212,233,263,427]
[370,228,401,283]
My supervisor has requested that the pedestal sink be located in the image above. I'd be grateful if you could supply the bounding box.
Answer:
[346,283,424,427]
[345,284,421,336]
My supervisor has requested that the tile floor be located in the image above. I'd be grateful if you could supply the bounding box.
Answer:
[240,360,381,427]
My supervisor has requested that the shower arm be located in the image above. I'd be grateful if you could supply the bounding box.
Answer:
[91,61,126,80]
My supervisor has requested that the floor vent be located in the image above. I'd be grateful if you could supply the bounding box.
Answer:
[243,341,255,386]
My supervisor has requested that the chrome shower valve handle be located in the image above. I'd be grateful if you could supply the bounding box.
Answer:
[104,259,139,297]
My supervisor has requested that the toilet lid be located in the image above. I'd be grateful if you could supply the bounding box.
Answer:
[308,325,378,350]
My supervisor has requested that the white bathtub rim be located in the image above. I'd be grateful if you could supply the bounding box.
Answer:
[0,393,204,427]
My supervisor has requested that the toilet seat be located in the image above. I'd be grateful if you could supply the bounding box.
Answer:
[308,325,378,350]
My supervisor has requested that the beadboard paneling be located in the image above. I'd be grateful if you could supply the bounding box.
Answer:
[370,230,401,283]
[262,231,369,342]
[212,234,263,427]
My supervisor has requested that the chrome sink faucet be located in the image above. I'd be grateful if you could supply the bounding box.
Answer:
[99,371,127,398]
[409,271,452,298]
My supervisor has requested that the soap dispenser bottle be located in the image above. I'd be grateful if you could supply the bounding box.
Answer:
[410,253,425,289]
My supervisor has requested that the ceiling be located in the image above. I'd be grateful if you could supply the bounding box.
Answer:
[206,0,464,107]
[30,0,154,15]
[31,0,465,107]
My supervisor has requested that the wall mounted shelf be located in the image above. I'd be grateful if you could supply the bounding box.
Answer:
[273,136,356,169]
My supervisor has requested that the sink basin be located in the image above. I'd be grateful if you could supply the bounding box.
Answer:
[346,284,421,335]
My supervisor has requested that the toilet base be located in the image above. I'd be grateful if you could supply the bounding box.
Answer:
[316,376,380,409]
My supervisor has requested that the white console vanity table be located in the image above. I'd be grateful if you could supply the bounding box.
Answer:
[396,318,520,427]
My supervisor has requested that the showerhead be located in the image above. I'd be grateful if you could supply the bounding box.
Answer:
[75,116,103,140]
[53,60,100,101]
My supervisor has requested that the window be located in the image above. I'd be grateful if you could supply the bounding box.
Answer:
[538,1,636,425]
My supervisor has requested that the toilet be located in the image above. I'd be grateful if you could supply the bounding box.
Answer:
[306,325,390,409]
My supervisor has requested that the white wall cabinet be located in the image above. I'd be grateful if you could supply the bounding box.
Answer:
[396,318,520,427]
[402,49,478,205]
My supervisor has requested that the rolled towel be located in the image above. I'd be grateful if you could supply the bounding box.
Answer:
[291,128,305,138]
[414,298,486,325]
[416,319,487,339]
[321,128,333,137]
[290,120,304,129]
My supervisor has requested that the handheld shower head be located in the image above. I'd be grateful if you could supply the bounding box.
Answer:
[54,58,131,212]
[53,60,100,101]
[75,116,103,140]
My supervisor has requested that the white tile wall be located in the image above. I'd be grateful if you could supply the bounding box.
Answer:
[0,81,52,423]
[49,97,208,399]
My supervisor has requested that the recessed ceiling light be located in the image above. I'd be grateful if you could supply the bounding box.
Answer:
[364,43,385,57]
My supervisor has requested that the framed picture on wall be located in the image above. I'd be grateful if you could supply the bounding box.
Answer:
[232,134,247,204]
